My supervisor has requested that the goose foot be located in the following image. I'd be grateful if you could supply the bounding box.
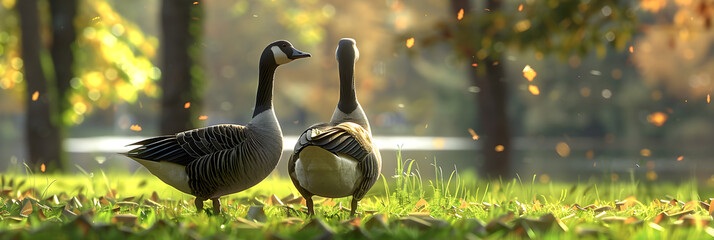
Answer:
[306,197,315,216]
[212,198,221,214]
[195,197,206,213]
[350,198,359,217]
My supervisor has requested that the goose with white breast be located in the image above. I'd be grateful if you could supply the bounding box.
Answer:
[288,38,381,216]
[124,40,310,214]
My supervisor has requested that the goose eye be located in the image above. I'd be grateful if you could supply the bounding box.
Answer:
[282,44,287,47]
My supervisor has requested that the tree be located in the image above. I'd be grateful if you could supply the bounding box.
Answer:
[159,0,204,134]
[451,0,511,177]
[407,0,636,178]
[49,0,78,123]
[18,0,63,171]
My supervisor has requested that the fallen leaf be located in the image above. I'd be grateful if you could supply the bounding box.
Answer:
[265,194,284,206]
[471,63,478,67]
[616,196,638,210]
[20,201,33,217]
[184,102,191,108]
[683,201,698,211]
[151,191,159,202]
[629,46,634,53]
[533,199,542,210]
[518,4,523,11]
[321,198,336,207]
[32,91,39,101]
[677,156,684,161]
[414,198,429,211]
[457,8,464,20]
[40,164,46,172]
[112,214,138,226]
[198,115,208,120]
[459,198,469,209]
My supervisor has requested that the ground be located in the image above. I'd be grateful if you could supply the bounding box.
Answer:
[1,157,714,239]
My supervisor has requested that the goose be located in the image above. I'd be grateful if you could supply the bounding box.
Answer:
[288,38,381,216]
[123,40,310,214]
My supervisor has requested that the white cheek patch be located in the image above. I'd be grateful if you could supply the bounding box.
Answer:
[271,46,292,65]
[353,44,359,62]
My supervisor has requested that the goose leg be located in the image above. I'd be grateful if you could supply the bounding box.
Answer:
[212,198,221,214]
[195,197,206,213]
[350,198,359,217]
[306,196,315,216]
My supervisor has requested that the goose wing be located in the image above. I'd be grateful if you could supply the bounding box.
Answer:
[126,124,248,166]
[290,122,381,200]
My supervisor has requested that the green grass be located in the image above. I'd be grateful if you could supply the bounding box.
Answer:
[1,153,714,239]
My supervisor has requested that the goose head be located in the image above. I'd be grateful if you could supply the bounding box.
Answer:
[336,38,359,63]
[262,40,311,66]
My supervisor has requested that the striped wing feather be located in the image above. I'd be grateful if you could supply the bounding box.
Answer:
[292,122,381,200]
[126,124,247,166]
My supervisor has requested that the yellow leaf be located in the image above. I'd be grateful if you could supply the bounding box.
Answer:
[184,102,191,108]
[32,91,39,101]
[683,201,698,211]
[321,198,336,207]
[495,145,505,152]
[459,198,469,209]
[414,198,428,210]
[467,128,479,140]
[677,156,684,161]
[457,8,464,20]
[21,201,33,217]
[198,115,208,120]
[522,65,536,81]
[556,142,570,157]
[647,112,667,127]
[130,124,142,131]
[528,85,540,95]
[406,38,415,48]
[518,4,523,11]
[40,164,46,173]
[640,148,652,157]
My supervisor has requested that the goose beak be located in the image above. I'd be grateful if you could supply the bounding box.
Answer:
[289,48,311,60]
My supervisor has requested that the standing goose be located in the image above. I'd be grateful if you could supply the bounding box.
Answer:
[288,38,381,216]
[124,40,310,214]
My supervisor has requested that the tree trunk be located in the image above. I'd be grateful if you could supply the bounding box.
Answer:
[159,0,203,134]
[472,60,511,178]
[49,0,77,119]
[450,0,511,178]
[19,0,64,171]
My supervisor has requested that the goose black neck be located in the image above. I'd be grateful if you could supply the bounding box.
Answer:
[337,58,358,114]
[253,57,277,118]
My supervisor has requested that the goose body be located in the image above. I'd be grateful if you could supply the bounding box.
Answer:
[288,38,381,216]
[124,40,310,214]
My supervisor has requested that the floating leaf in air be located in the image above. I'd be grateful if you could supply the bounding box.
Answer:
[523,65,536,81]
[528,85,540,95]
[406,38,415,48]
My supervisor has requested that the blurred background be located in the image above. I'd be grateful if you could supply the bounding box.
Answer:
[0,0,713,183]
